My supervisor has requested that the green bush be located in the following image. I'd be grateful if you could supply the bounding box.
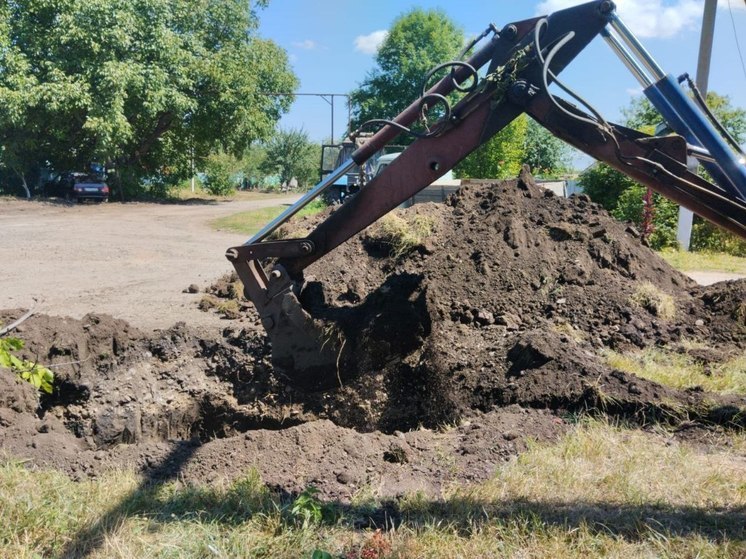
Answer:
[612,185,679,250]
[578,163,636,211]
[203,153,238,196]
[691,218,746,256]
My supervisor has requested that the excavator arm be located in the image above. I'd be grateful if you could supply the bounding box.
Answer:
[226,0,746,389]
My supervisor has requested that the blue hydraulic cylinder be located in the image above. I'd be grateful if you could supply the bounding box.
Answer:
[642,74,746,201]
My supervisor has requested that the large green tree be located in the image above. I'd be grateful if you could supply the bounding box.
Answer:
[0,0,297,197]
[349,9,571,180]
[623,93,746,141]
[349,9,463,131]
[455,116,528,180]
[522,119,571,177]
[261,128,319,189]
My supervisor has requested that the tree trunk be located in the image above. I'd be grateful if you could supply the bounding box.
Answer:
[14,169,31,199]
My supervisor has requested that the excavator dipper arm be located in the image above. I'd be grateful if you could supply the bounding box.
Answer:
[226,0,746,389]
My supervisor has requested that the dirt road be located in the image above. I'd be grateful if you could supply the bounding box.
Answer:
[684,271,746,285]
[0,195,298,331]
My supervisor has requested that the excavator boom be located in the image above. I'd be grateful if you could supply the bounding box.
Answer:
[226,0,746,389]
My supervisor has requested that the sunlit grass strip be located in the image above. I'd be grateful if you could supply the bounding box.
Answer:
[604,347,746,395]
[209,199,327,236]
[169,187,286,201]
[657,249,746,275]
[2,420,745,558]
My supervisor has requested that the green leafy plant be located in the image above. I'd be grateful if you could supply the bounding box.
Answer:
[203,152,240,196]
[0,336,54,393]
[289,486,324,527]
[612,184,679,250]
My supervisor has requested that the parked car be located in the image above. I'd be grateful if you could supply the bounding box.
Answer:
[44,172,109,203]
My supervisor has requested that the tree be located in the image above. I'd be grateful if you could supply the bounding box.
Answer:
[349,9,464,131]
[612,185,679,249]
[241,144,267,189]
[455,116,528,179]
[203,152,241,196]
[261,129,319,189]
[623,93,746,142]
[0,0,297,197]
[522,119,572,177]
[578,162,637,211]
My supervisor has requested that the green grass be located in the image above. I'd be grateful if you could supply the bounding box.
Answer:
[2,420,745,558]
[657,249,746,274]
[604,346,746,395]
[209,199,327,236]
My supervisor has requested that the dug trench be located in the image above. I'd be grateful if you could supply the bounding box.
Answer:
[1,168,745,501]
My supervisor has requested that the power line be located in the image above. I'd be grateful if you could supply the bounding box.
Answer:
[260,92,351,142]
[727,0,746,84]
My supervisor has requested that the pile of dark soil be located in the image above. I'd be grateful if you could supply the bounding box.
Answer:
[2,169,744,500]
[287,168,746,432]
[0,312,567,499]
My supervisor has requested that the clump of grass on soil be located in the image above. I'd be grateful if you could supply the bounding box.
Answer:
[216,299,240,319]
[604,347,746,395]
[370,214,435,258]
[551,321,586,343]
[198,294,241,318]
[197,294,218,311]
[227,279,244,301]
[629,281,676,320]
[2,419,744,558]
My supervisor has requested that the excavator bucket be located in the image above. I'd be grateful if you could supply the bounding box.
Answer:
[261,289,343,391]
[226,243,348,390]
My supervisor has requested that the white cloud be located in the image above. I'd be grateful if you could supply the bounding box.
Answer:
[626,86,644,96]
[292,39,318,50]
[535,0,705,39]
[354,30,388,54]
[718,0,746,10]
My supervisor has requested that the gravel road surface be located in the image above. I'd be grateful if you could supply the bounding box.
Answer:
[0,195,298,331]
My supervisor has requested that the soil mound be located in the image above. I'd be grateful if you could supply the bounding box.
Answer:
[1,169,744,499]
[0,310,567,499]
[287,168,745,431]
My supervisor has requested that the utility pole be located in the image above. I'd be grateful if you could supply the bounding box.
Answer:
[260,93,351,143]
[678,0,718,250]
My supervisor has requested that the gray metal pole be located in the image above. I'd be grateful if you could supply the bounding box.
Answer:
[696,0,718,95]
[678,0,717,251]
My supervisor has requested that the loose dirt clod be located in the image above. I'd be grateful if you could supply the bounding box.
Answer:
[2,169,744,500]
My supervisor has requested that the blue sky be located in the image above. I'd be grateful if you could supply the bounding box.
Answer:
[257,0,746,149]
